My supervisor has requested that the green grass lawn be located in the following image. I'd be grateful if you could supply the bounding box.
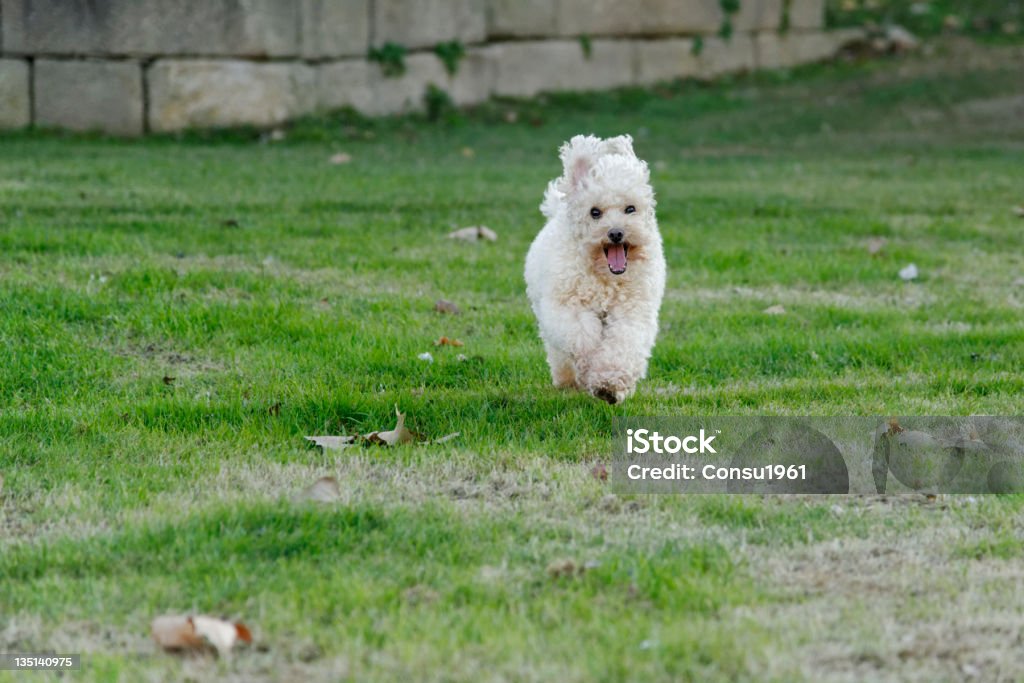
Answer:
[2,41,1024,681]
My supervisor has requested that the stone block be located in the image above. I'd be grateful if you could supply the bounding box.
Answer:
[316,59,375,112]
[0,59,31,129]
[732,0,783,32]
[1,0,300,57]
[787,0,825,30]
[319,48,494,116]
[492,40,634,98]
[487,0,559,38]
[148,60,315,132]
[635,39,700,84]
[558,0,723,37]
[698,35,756,78]
[446,46,498,106]
[369,53,448,114]
[34,59,143,135]
[373,0,487,50]
[300,0,370,58]
[755,29,862,69]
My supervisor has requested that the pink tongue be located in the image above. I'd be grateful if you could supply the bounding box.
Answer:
[606,244,627,272]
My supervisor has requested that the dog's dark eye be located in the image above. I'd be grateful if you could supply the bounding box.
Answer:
[624,205,636,214]
[590,207,602,219]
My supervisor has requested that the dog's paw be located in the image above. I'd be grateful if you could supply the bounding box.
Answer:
[593,386,625,405]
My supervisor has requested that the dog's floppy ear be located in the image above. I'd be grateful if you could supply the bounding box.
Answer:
[558,135,602,191]
[601,134,635,158]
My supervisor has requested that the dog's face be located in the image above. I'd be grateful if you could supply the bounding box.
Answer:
[557,135,657,277]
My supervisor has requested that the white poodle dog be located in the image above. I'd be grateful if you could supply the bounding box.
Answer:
[525,134,666,404]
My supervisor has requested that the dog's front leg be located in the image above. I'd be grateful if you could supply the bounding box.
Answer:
[575,309,656,405]
[538,302,604,389]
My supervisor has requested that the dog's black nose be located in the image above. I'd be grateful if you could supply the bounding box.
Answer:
[608,229,624,243]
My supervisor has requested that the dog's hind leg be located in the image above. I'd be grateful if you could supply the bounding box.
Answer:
[545,343,577,389]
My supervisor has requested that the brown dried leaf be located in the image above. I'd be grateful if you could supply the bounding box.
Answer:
[434,299,462,315]
[448,226,498,242]
[546,559,581,579]
[434,336,464,347]
[304,435,356,451]
[151,615,252,656]
[591,464,609,481]
[365,408,415,446]
[306,408,435,449]
[432,432,461,444]
[152,615,205,651]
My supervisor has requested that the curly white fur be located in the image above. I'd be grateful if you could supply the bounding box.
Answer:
[525,134,666,404]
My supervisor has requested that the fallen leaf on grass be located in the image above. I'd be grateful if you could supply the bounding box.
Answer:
[329,152,352,165]
[866,237,887,255]
[431,432,461,444]
[460,147,475,158]
[304,436,353,451]
[434,336,464,347]
[365,409,415,446]
[591,464,609,481]
[763,304,786,315]
[448,226,497,242]
[302,476,340,503]
[899,263,919,281]
[546,559,584,579]
[305,408,420,451]
[434,299,462,315]
[151,615,252,657]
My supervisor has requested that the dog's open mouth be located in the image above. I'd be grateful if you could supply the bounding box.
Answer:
[604,243,629,275]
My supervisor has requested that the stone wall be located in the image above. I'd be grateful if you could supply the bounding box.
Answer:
[0,0,862,135]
